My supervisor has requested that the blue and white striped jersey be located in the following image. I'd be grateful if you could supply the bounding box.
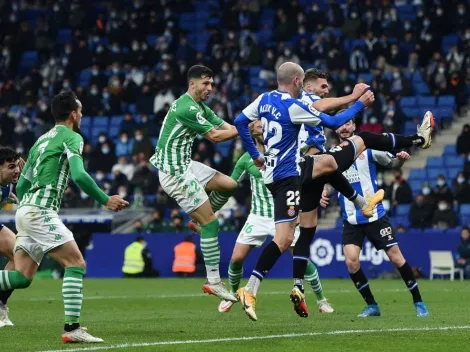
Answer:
[0,183,12,207]
[241,90,324,184]
[298,91,327,153]
[339,149,394,225]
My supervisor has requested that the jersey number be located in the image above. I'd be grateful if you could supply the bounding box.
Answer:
[261,118,282,156]
[286,190,300,206]
[33,141,49,178]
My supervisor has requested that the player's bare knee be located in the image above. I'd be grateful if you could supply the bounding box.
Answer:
[231,253,245,265]
[387,247,405,267]
[345,256,360,272]
[227,178,238,191]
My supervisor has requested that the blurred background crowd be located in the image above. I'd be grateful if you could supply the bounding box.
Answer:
[0,0,469,235]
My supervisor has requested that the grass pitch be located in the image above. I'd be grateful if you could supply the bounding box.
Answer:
[1,279,469,352]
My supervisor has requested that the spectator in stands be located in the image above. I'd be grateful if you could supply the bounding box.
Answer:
[432,200,458,230]
[131,158,156,195]
[349,46,369,73]
[169,209,185,233]
[456,124,470,156]
[132,220,144,233]
[132,129,154,161]
[359,116,383,134]
[453,172,470,204]
[456,227,470,278]
[94,141,116,173]
[120,113,138,135]
[386,170,412,206]
[409,194,434,229]
[112,156,135,182]
[62,185,79,209]
[115,132,134,157]
[432,174,454,204]
[146,210,169,233]
[117,185,131,203]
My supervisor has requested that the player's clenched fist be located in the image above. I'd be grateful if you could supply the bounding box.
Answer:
[106,195,129,211]
[359,90,375,107]
[352,83,370,99]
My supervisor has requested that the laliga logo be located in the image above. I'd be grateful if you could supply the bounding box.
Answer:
[310,238,390,267]
[310,239,334,266]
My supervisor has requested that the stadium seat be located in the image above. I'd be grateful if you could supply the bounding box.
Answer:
[249,66,262,77]
[448,168,461,180]
[396,204,411,216]
[56,28,73,45]
[437,95,456,107]
[427,157,444,168]
[442,34,459,46]
[92,116,109,128]
[417,96,436,108]
[18,51,39,74]
[444,145,457,156]
[400,97,417,107]
[409,180,423,194]
[460,205,470,216]
[409,169,426,181]
[427,168,443,180]
[445,156,464,168]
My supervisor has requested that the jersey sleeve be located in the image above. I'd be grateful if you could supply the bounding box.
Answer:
[231,153,250,182]
[372,150,394,166]
[64,132,84,160]
[287,99,322,126]
[241,94,263,121]
[203,105,225,128]
[176,104,216,135]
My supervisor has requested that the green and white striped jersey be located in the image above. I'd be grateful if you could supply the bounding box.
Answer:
[232,152,274,218]
[150,93,224,175]
[18,125,84,212]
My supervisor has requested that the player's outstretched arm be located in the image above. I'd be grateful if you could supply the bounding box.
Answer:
[204,126,238,143]
[69,157,128,211]
[312,83,370,112]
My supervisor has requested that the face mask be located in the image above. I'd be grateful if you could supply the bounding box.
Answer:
[466,32,470,40]
[218,218,225,226]
[92,69,99,76]
[222,66,229,73]
[228,32,235,39]
[102,147,110,154]
[96,173,104,181]
[132,44,139,51]
[457,177,465,184]
[16,147,24,154]
[14,126,25,134]
[351,12,358,19]
[437,179,445,187]
[391,49,398,55]
[458,9,465,15]
[96,46,104,53]
[384,119,393,126]
[423,20,430,27]
[422,187,431,195]
[112,67,119,74]
[235,142,242,150]
[404,23,411,30]
[312,5,319,12]
[438,67,445,74]
[369,117,378,124]
[120,137,128,143]
[214,156,221,163]
[90,89,98,95]
[99,136,106,143]
[438,203,447,211]
[63,82,69,88]
[80,192,88,199]
[135,135,143,141]
[436,8,443,16]
[103,92,110,99]
[393,72,400,79]
[284,50,291,57]
[377,179,383,186]
[119,192,127,198]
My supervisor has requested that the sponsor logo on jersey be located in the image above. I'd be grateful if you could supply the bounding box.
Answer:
[359,154,365,160]
[189,106,198,111]
[308,104,320,116]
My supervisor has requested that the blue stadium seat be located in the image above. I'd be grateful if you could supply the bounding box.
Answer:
[409,169,426,180]
[396,204,411,216]
[445,156,464,168]
[461,205,470,216]
[417,96,436,107]
[93,116,109,128]
[413,82,430,95]
[427,168,444,180]
[249,66,261,77]
[460,215,470,227]
[442,34,459,46]
[109,126,120,139]
[358,73,373,84]
[150,137,158,146]
[257,29,273,42]
[19,51,39,74]
[438,107,454,121]
[79,69,92,86]
[409,180,423,194]
[448,168,461,180]
[444,145,457,156]
[426,157,444,168]
[146,35,158,46]
[56,28,73,45]
[402,107,419,119]
[437,95,456,107]
[400,97,416,107]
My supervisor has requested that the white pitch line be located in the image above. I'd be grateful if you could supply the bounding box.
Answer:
[15,287,466,302]
[37,325,470,352]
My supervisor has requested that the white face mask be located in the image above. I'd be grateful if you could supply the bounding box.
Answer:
[119,192,127,198]
[438,67,445,74]
[120,137,128,143]
[96,173,104,181]
[422,187,431,195]
[369,117,378,124]
[135,135,143,141]
[99,136,106,143]
[438,203,448,211]
[457,177,465,184]
[437,179,445,187]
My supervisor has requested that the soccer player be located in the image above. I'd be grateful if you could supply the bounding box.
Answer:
[149,65,239,302]
[320,119,429,317]
[217,120,333,314]
[234,62,383,321]
[0,91,129,343]
[0,147,21,327]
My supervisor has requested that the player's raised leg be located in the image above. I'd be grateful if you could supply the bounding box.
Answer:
[386,246,429,317]
[0,225,18,327]
[343,244,381,317]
